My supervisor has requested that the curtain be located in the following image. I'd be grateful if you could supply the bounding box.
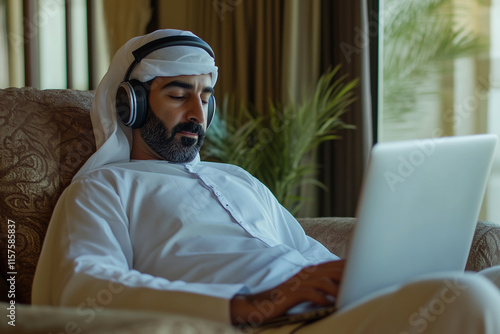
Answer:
[280,0,322,217]
[2,0,24,88]
[318,0,375,217]
[179,0,284,115]
[0,0,8,88]
[102,0,152,58]
[280,0,321,104]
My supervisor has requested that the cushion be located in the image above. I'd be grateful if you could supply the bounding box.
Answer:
[0,302,238,333]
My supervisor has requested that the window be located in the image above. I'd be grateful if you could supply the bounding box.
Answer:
[379,0,500,222]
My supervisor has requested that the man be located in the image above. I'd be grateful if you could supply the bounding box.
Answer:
[33,29,500,333]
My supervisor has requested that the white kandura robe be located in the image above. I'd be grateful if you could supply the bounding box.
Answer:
[32,157,339,324]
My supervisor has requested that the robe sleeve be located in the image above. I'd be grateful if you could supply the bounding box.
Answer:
[32,178,246,324]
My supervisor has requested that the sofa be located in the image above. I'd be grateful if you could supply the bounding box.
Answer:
[1,87,500,332]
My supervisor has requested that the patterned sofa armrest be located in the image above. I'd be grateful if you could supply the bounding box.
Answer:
[0,87,96,304]
[466,221,500,272]
[298,217,355,259]
[297,218,500,272]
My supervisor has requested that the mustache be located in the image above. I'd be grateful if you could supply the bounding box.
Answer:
[171,122,205,137]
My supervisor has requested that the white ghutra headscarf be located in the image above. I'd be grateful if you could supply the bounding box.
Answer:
[73,29,218,180]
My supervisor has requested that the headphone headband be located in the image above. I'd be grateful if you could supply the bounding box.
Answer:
[124,35,215,82]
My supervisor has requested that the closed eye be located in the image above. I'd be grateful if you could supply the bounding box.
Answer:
[169,95,185,100]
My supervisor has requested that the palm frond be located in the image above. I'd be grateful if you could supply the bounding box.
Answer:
[382,0,487,121]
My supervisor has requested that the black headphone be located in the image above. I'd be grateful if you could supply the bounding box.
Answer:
[116,35,216,129]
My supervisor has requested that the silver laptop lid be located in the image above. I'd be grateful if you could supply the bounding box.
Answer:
[336,134,497,309]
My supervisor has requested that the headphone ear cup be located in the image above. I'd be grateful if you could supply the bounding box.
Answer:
[207,95,216,129]
[116,79,149,129]
[129,80,149,128]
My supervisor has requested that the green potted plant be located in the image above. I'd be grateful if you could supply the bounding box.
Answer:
[202,66,358,214]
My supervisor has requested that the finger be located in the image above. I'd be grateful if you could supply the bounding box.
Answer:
[287,285,339,306]
[285,270,342,294]
[285,276,341,297]
[305,277,341,297]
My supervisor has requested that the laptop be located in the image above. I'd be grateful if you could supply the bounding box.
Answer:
[258,134,497,328]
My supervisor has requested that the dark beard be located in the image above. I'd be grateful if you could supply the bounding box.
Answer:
[140,110,205,163]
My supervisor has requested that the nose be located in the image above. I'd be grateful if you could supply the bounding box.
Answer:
[186,96,206,126]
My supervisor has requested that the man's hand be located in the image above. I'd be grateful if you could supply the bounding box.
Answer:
[230,259,345,326]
